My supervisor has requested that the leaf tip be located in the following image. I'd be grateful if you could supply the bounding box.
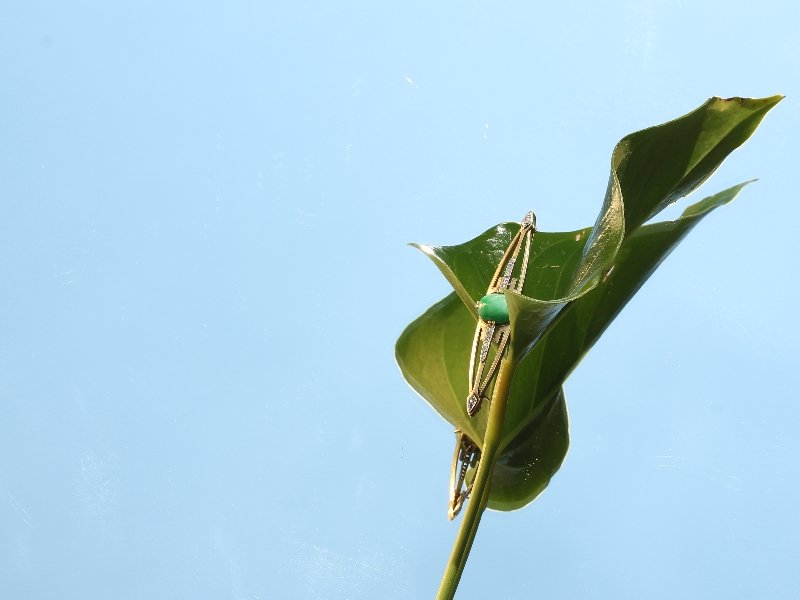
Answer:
[715,94,784,104]
[761,93,785,105]
[409,242,438,258]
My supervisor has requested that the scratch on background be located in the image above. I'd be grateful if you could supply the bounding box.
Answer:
[285,537,403,599]
[6,491,33,528]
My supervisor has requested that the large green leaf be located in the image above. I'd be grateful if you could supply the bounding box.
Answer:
[396,96,781,511]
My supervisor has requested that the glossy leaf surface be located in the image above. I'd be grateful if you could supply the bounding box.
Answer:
[396,96,781,510]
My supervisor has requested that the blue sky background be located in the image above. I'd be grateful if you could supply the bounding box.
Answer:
[1,2,798,598]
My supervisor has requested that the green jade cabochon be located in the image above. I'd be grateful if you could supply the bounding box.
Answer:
[476,293,510,324]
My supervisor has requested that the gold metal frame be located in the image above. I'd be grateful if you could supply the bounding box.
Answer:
[448,211,536,520]
[465,211,536,417]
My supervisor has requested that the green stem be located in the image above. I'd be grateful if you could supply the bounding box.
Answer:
[435,351,516,600]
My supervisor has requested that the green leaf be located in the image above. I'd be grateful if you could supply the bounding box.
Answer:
[491,183,748,508]
[488,387,569,511]
[611,95,782,234]
[396,96,781,510]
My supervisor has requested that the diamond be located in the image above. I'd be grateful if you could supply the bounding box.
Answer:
[466,393,482,416]
[521,211,535,228]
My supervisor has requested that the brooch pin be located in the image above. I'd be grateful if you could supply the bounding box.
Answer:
[448,211,536,519]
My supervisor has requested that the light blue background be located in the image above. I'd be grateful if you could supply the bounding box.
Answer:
[2,2,798,599]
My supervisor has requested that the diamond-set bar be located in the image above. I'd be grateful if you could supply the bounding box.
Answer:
[464,211,536,418]
[479,323,495,362]
[448,211,537,520]
[501,257,516,289]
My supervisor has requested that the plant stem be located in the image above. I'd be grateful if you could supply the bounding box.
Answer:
[435,351,516,600]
